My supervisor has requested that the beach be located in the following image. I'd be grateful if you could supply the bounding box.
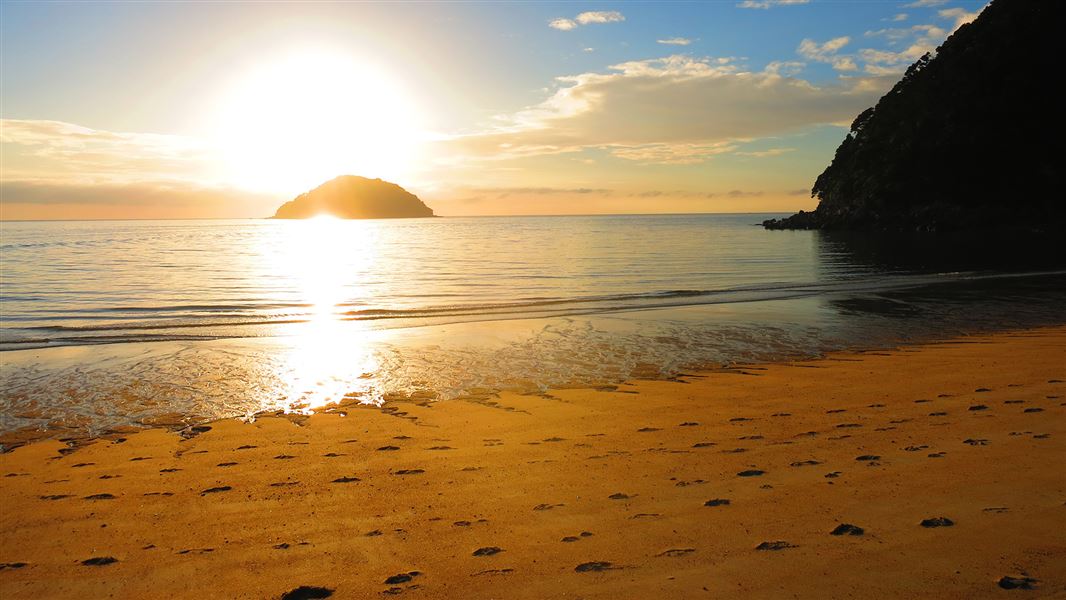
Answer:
[1,326,1063,598]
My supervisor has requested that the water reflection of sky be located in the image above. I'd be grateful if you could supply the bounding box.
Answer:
[2,221,1065,442]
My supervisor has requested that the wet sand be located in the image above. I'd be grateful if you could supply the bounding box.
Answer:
[1,327,1064,598]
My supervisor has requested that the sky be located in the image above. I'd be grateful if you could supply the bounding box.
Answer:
[0,0,987,219]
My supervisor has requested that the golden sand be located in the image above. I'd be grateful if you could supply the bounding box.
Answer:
[1,327,1064,598]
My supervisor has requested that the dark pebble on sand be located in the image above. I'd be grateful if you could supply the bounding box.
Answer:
[998,576,1039,590]
[81,557,117,566]
[830,524,864,536]
[280,586,333,600]
[755,541,795,551]
[384,572,419,585]
[472,547,502,556]
[920,517,954,528]
[561,536,579,542]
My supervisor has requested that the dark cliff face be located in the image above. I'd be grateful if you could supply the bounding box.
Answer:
[271,176,434,219]
[765,0,1063,231]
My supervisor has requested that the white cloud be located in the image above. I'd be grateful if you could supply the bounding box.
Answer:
[859,22,950,74]
[657,37,693,46]
[438,55,893,165]
[550,10,624,30]
[764,61,806,76]
[892,13,909,22]
[737,0,810,9]
[736,147,796,157]
[549,18,577,31]
[583,47,595,53]
[575,11,625,25]
[797,36,857,71]
[0,119,213,184]
[939,7,980,30]
[903,0,947,7]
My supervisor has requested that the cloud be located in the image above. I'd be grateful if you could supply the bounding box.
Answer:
[797,36,857,71]
[549,18,577,31]
[1,118,213,184]
[860,23,948,74]
[892,13,909,22]
[763,61,806,76]
[657,37,692,46]
[0,179,276,219]
[576,11,625,25]
[938,7,980,30]
[737,0,810,9]
[735,147,796,157]
[610,142,739,165]
[438,55,893,165]
[903,0,947,7]
[550,10,624,31]
[476,186,613,198]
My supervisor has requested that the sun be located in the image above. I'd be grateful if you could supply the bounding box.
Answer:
[212,49,424,195]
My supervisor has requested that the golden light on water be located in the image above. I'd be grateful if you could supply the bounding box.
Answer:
[269,217,383,410]
[212,49,425,195]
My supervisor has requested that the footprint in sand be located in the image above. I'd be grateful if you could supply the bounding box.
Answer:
[393,469,424,476]
[84,493,116,500]
[826,409,847,414]
[969,405,989,411]
[331,476,360,483]
[377,446,400,452]
[790,460,822,467]
[575,562,615,572]
[692,442,716,448]
[217,462,238,467]
[1023,407,1044,413]
[657,548,695,557]
[274,455,296,460]
[737,469,765,477]
[201,486,232,495]
[929,412,948,416]
[0,562,29,570]
[920,517,954,528]
[384,572,421,585]
[608,493,632,500]
[236,445,257,450]
[855,455,880,461]
[830,524,864,536]
[824,472,841,478]
[637,427,661,432]
[81,557,118,566]
[679,422,700,427]
[704,498,731,507]
[963,439,989,446]
[40,494,73,500]
[472,547,503,556]
[998,576,1039,590]
[755,541,796,551]
[281,586,334,599]
[533,503,564,511]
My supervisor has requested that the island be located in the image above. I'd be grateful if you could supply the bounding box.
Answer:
[271,175,434,219]
[764,0,1062,231]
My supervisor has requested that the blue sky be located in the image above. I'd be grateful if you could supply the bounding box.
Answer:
[1,0,988,218]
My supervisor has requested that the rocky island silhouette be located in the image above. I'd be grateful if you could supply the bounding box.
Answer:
[271,175,434,219]
[764,0,1062,231]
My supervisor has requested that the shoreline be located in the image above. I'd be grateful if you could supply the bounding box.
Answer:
[2,326,1065,597]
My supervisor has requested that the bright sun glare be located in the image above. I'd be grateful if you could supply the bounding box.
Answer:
[213,50,424,194]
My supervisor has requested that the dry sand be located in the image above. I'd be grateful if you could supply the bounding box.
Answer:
[1,327,1065,598]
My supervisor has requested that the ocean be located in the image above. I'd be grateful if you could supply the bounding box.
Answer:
[2,214,1064,441]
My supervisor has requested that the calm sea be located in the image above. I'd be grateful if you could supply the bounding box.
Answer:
[2,215,1065,441]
